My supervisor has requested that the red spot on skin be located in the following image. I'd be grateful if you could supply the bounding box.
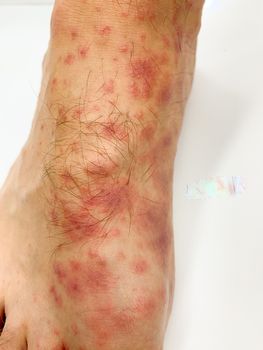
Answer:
[88,252,108,268]
[131,259,149,275]
[102,121,128,141]
[78,46,89,59]
[70,141,81,153]
[53,262,67,282]
[133,293,156,316]
[51,78,58,92]
[129,58,157,99]
[88,249,100,260]
[140,124,156,141]
[162,134,173,148]
[50,286,63,307]
[154,52,170,65]
[64,53,75,65]
[119,44,129,53]
[157,82,173,106]
[73,107,84,120]
[70,30,78,40]
[131,59,154,80]
[135,202,172,268]
[40,123,45,131]
[136,2,156,21]
[54,329,60,337]
[97,25,112,36]
[103,79,115,94]
[70,260,82,272]
[108,228,121,238]
[60,170,74,186]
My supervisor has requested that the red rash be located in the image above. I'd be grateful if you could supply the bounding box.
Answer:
[84,287,160,348]
[119,44,129,53]
[135,201,171,268]
[78,46,89,59]
[55,179,134,242]
[135,2,156,21]
[129,58,157,99]
[53,259,117,300]
[102,79,115,94]
[133,293,157,317]
[157,82,173,106]
[131,259,149,275]
[97,25,112,36]
[70,30,78,40]
[73,107,84,120]
[131,58,156,81]
[102,120,128,141]
[52,343,69,350]
[140,124,157,142]
[50,285,63,307]
[64,53,75,65]
[85,295,157,348]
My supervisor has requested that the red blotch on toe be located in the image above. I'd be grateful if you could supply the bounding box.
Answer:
[97,25,112,36]
[131,259,149,275]
[78,46,89,59]
[64,53,75,65]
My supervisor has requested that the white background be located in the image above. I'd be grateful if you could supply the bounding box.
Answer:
[0,1,263,349]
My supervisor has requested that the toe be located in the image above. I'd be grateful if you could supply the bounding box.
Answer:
[0,326,27,350]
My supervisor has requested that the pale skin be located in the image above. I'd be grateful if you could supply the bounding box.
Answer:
[0,1,204,349]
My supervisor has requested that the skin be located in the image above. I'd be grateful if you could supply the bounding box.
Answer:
[0,0,204,349]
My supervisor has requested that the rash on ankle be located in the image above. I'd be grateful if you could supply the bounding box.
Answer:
[42,103,174,346]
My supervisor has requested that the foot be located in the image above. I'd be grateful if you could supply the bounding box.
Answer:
[0,1,204,349]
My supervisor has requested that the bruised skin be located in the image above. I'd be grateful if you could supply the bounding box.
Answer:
[0,0,204,349]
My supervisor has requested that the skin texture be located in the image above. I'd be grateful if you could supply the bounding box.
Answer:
[0,0,204,349]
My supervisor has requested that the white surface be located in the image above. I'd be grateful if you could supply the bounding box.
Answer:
[0,0,53,4]
[0,1,263,349]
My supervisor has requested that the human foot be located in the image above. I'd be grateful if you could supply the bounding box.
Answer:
[0,1,204,349]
